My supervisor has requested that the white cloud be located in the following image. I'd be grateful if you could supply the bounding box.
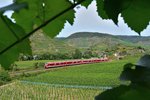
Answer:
[0,0,13,20]
[1,0,149,37]
[0,0,13,8]
[57,0,149,37]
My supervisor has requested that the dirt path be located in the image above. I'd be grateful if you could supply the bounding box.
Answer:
[9,66,69,78]
[0,82,16,88]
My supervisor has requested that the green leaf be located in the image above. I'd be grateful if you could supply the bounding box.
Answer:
[12,0,37,33]
[0,2,28,13]
[121,0,150,34]
[40,0,75,37]
[42,9,75,37]
[99,0,150,33]
[76,0,93,8]
[99,0,131,24]
[0,15,31,70]
[96,0,108,19]
[66,9,75,25]
[12,0,75,37]
[103,0,123,24]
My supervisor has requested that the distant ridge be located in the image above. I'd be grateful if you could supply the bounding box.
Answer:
[30,31,150,54]
[67,32,115,38]
[116,35,150,43]
[67,32,150,43]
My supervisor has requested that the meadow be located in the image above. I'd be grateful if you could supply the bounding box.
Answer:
[14,60,65,70]
[0,56,140,99]
[21,56,139,87]
[0,81,100,100]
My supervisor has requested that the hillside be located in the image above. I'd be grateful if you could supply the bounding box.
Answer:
[67,32,115,39]
[68,32,150,44]
[67,32,150,49]
[30,31,75,54]
[29,31,150,55]
[66,32,135,50]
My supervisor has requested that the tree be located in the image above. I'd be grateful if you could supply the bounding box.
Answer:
[73,49,82,59]
[83,49,93,59]
[0,0,150,69]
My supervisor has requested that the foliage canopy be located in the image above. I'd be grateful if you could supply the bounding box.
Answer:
[0,0,150,69]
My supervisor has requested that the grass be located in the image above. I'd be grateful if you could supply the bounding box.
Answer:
[15,60,65,70]
[21,56,139,87]
[0,56,140,99]
[0,82,100,100]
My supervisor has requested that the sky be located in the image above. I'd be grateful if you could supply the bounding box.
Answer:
[0,0,13,18]
[0,0,150,37]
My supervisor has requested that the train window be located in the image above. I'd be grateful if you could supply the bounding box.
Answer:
[49,64,55,66]
[56,63,60,65]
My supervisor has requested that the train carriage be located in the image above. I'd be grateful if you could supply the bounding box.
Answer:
[45,58,108,69]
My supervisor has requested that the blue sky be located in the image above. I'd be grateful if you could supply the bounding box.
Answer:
[1,0,150,37]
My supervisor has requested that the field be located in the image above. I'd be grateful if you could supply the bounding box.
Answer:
[21,57,138,87]
[0,56,140,99]
[0,82,101,100]
[14,60,65,70]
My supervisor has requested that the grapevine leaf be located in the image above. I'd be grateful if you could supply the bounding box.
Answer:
[12,0,37,33]
[103,0,123,24]
[121,0,150,34]
[102,0,150,33]
[0,15,31,70]
[42,9,75,37]
[41,9,75,37]
[101,0,131,24]
[38,0,75,37]
[65,9,75,25]
[12,0,75,37]
[0,2,28,13]
[96,0,108,19]
[76,0,93,8]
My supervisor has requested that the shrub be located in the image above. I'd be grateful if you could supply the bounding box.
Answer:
[33,62,45,69]
[10,64,19,71]
[0,70,11,86]
[21,72,31,77]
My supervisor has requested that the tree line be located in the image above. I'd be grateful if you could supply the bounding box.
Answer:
[18,49,101,61]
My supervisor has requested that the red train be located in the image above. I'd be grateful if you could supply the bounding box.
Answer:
[44,58,108,69]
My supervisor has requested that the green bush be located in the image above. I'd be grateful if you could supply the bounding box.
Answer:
[33,62,45,69]
[0,70,11,86]
[5,63,20,71]
[21,72,31,77]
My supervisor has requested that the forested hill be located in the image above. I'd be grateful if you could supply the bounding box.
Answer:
[67,32,150,43]
[67,32,115,39]
[30,31,150,54]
